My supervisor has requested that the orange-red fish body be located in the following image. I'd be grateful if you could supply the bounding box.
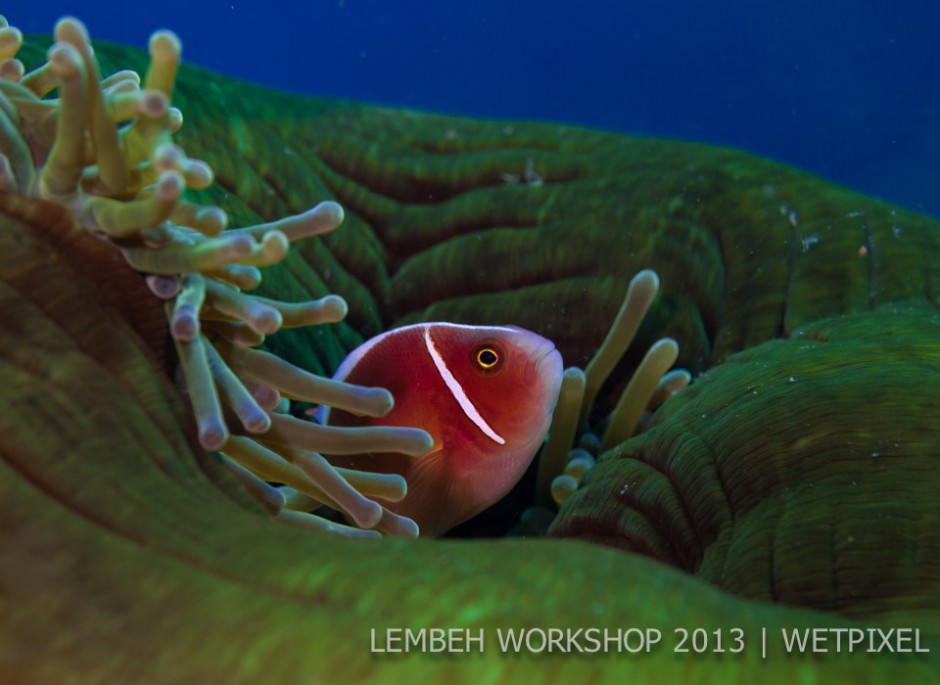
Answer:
[322,322,563,536]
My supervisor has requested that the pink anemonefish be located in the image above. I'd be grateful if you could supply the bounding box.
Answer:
[319,322,563,537]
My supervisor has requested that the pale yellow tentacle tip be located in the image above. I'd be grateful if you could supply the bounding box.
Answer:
[154,169,185,201]
[0,58,23,82]
[631,268,659,290]
[376,509,420,538]
[551,474,579,507]
[46,42,83,77]
[54,16,91,45]
[139,89,169,118]
[167,107,183,131]
[320,294,348,321]
[102,69,141,88]
[149,30,182,60]
[317,200,344,225]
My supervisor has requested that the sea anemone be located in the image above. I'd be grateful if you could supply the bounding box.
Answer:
[0,14,432,537]
[518,268,689,535]
[3,15,938,684]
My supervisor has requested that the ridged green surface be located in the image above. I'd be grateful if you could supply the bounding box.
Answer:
[4,38,938,682]
[552,307,940,634]
[27,37,940,386]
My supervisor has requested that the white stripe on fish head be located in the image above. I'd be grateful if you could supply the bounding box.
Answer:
[423,326,506,446]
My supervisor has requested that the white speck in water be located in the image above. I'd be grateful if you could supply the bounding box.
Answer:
[788,376,798,383]
[872,450,881,458]
[800,234,819,252]
[892,225,903,238]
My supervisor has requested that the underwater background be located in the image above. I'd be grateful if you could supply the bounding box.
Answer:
[3,4,940,682]
[27,0,940,218]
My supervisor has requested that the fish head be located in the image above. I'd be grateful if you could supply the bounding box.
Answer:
[425,323,564,453]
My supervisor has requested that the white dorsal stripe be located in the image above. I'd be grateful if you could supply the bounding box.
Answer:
[423,327,506,445]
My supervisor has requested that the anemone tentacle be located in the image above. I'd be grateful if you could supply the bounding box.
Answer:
[3,13,940,684]
[3,15,432,537]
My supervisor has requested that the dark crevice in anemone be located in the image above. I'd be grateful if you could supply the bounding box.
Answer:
[549,512,687,568]
[552,510,638,555]
[631,449,706,573]
[693,424,737,529]
[310,163,410,319]
[768,519,779,602]
[382,212,541,265]
[317,161,396,239]
[315,138,584,207]
[389,227,600,316]
[692,210,734,358]
[552,454,700,572]
[407,137,570,155]
[830,522,840,612]
[652,213,724,363]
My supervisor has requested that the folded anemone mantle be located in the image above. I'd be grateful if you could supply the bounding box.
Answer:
[0,20,938,684]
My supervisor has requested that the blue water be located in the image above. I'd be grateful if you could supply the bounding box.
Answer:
[24,2,940,218]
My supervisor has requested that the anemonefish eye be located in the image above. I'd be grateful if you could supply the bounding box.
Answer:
[477,348,498,367]
[473,344,503,372]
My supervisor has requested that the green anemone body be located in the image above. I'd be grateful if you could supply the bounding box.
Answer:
[4,37,939,682]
